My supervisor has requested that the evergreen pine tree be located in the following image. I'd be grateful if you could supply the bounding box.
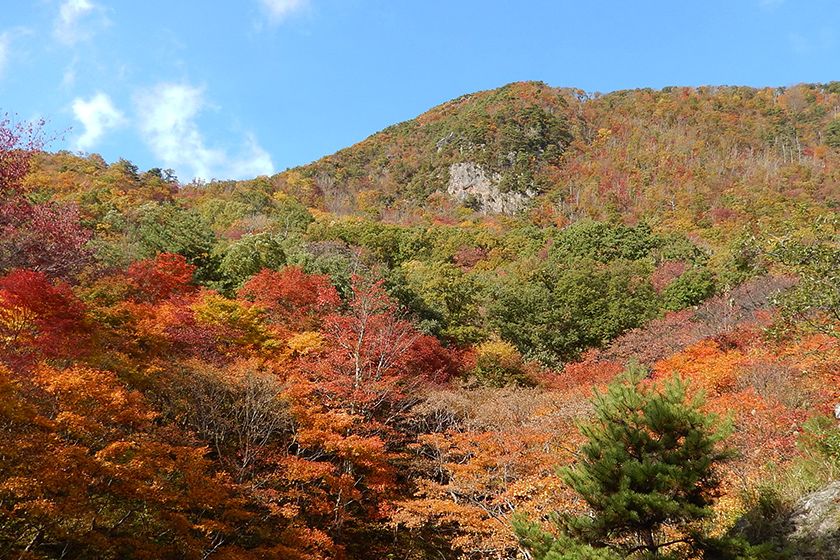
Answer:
[516,364,735,559]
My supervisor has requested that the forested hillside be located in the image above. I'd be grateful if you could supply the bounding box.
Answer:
[0,82,838,559]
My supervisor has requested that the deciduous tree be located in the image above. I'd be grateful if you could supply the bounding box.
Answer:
[0,269,87,362]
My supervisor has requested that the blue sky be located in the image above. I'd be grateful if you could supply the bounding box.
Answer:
[1,0,837,182]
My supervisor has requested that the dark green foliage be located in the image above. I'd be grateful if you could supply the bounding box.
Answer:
[196,198,252,232]
[493,103,573,194]
[825,117,840,148]
[662,267,716,311]
[218,232,287,288]
[692,534,781,560]
[655,234,709,264]
[272,194,314,235]
[131,202,218,281]
[394,260,484,345]
[294,81,573,205]
[550,220,659,263]
[516,365,735,559]
[477,222,713,363]
[546,221,708,287]
[769,218,840,336]
[490,260,659,365]
[230,177,275,213]
[308,219,429,268]
[445,84,573,187]
[192,184,313,238]
[304,217,715,361]
[144,167,178,183]
[513,519,621,560]
[770,230,839,337]
[563,366,733,555]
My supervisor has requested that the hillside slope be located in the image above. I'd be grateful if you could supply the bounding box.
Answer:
[3,82,838,560]
[270,81,838,227]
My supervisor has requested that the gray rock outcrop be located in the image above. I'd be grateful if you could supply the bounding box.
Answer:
[788,480,840,559]
[446,162,534,214]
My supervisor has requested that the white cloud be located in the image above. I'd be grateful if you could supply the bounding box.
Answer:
[228,134,275,178]
[0,33,9,79]
[0,28,34,80]
[62,64,76,88]
[259,0,309,23]
[134,83,274,181]
[54,0,104,45]
[71,92,125,151]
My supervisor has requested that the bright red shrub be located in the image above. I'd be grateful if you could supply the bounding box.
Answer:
[238,266,340,331]
[127,252,197,301]
[0,269,87,360]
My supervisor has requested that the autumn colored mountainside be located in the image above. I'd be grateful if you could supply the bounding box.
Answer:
[269,81,837,224]
[0,83,838,559]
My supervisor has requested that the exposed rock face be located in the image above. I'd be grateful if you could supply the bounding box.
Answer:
[446,162,533,214]
[788,481,840,559]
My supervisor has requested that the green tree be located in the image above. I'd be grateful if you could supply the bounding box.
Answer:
[825,117,840,148]
[550,220,659,263]
[662,267,716,311]
[516,365,735,559]
[196,198,251,232]
[514,526,621,560]
[131,202,219,281]
[218,232,287,288]
[490,260,658,365]
[771,232,839,337]
[397,259,483,344]
[271,192,314,235]
[717,234,767,290]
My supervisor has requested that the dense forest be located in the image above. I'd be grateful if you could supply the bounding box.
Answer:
[0,82,838,559]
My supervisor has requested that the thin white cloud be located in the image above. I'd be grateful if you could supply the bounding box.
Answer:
[135,84,223,179]
[0,28,36,81]
[0,33,9,79]
[134,83,274,181]
[62,64,76,88]
[228,134,275,178]
[259,0,309,23]
[54,0,105,45]
[71,92,125,151]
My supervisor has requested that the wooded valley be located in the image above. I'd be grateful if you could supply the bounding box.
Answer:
[0,82,838,559]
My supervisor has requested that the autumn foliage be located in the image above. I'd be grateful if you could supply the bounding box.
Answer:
[1,85,839,559]
[0,269,87,363]
[126,252,197,301]
[239,266,340,331]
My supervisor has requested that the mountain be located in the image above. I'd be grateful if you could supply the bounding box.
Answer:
[1,82,838,560]
[268,81,838,227]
